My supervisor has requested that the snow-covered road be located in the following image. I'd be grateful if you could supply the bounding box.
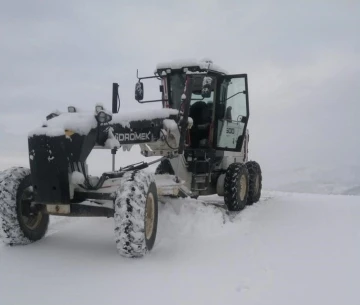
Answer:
[1,191,359,305]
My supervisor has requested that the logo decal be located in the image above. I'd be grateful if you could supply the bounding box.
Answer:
[114,131,151,142]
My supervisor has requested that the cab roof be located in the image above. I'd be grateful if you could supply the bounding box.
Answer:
[155,58,228,75]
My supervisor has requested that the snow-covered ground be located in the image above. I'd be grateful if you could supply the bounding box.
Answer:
[1,190,359,305]
[1,145,359,304]
[264,165,360,196]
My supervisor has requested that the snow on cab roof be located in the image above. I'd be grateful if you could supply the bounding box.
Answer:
[156,58,228,74]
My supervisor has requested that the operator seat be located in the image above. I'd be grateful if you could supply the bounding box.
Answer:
[189,101,211,148]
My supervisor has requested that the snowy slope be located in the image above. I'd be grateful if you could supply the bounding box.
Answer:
[264,165,360,195]
[1,191,360,305]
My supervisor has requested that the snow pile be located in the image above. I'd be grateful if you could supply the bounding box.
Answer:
[70,171,85,185]
[157,197,231,240]
[27,108,179,138]
[105,137,120,149]
[104,127,121,149]
[29,112,98,137]
[163,119,178,132]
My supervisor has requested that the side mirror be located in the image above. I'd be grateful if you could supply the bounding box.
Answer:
[201,76,212,98]
[135,82,144,101]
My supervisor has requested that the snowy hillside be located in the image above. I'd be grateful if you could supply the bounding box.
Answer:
[1,191,360,305]
[264,165,360,195]
[87,148,360,196]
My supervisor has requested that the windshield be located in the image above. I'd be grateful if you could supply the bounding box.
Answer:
[169,73,215,109]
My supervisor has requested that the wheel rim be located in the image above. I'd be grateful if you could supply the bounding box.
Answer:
[145,192,155,240]
[254,175,260,195]
[239,174,247,201]
[20,187,42,230]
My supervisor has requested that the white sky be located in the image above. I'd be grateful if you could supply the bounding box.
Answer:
[1,0,359,182]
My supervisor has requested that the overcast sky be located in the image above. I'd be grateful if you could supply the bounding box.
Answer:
[1,0,359,182]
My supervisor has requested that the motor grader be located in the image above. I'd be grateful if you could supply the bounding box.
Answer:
[0,59,262,258]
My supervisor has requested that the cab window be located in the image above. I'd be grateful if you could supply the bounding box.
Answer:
[216,76,248,150]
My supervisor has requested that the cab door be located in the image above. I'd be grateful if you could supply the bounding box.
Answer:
[214,74,249,152]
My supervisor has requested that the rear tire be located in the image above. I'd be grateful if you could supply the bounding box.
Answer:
[246,161,262,205]
[114,170,158,258]
[224,163,249,211]
[0,167,49,245]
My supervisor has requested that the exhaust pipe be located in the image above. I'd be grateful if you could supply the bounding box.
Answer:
[112,83,120,114]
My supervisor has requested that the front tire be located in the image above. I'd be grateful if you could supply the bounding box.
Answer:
[224,163,249,211]
[0,167,49,245]
[114,170,158,258]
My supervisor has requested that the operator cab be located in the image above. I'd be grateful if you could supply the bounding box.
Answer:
[134,59,249,153]
[163,72,215,148]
